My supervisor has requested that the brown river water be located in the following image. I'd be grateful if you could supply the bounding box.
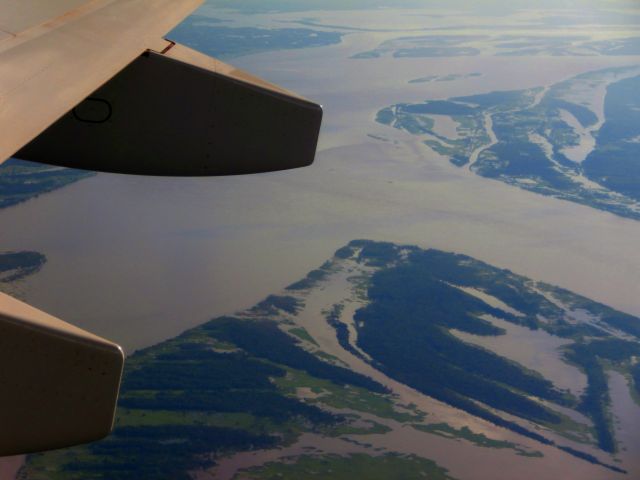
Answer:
[1,7,640,479]
[2,39,639,352]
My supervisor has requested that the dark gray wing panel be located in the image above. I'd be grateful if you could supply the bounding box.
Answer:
[15,48,322,176]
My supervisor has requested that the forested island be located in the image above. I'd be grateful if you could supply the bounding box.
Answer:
[377,65,640,221]
[0,251,46,284]
[19,240,640,479]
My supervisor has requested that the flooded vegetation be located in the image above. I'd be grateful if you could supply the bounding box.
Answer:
[2,2,640,479]
[378,66,640,219]
[19,241,640,479]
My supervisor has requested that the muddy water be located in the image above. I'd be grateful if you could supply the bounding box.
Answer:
[608,371,640,473]
[2,40,640,352]
[208,263,620,480]
[210,413,608,480]
[451,316,588,396]
[1,8,639,479]
[201,433,372,480]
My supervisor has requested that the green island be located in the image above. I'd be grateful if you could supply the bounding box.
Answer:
[377,65,640,221]
[0,251,46,283]
[0,159,94,210]
[412,423,542,457]
[235,453,455,480]
[20,240,640,478]
[20,315,420,479]
[169,14,343,60]
[353,35,485,59]
[409,73,482,84]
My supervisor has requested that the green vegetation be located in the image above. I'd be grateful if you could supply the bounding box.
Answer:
[564,339,640,453]
[353,35,487,59]
[413,423,542,457]
[346,240,634,472]
[169,15,343,60]
[287,265,332,290]
[205,317,388,394]
[355,260,567,425]
[251,295,303,315]
[21,240,638,477]
[275,369,423,423]
[537,282,640,339]
[0,251,46,282]
[236,453,456,480]
[22,314,391,479]
[377,66,640,221]
[288,327,319,346]
[325,303,366,360]
[584,74,640,202]
[0,158,94,210]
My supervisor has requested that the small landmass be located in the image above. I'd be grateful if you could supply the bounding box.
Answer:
[0,251,46,283]
[236,453,456,480]
[409,72,482,84]
[413,423,543,457]
[352,35,486,59]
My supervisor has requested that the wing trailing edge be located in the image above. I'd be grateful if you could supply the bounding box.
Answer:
[14,42,323,176]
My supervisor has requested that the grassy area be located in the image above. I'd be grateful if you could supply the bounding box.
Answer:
[412,423,542,457]
[288,327,319,346]
[169,15,343,60]
[274,369,424,423]
[235,453,456,480]
[325,417,392,436]
[543,411,595,446]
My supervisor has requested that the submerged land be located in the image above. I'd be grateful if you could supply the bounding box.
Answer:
[377,65,640,220]
[18,241,640,479]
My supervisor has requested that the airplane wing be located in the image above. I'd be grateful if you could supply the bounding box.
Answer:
[0,290,123,456]
[0,0,323,456]
[0,0,323,175]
